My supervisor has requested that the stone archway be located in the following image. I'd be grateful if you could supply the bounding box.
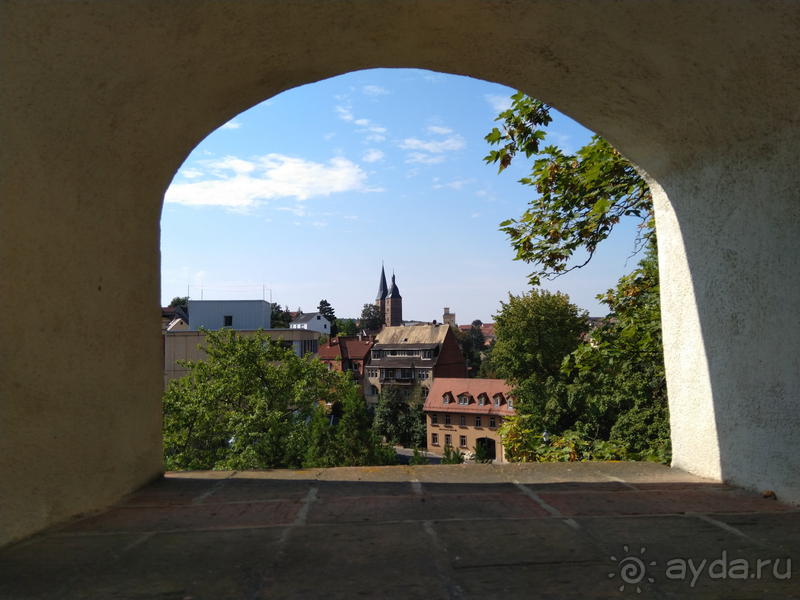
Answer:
[2,1,797,545]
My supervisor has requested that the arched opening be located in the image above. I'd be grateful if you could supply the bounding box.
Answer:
[2,2,796,555]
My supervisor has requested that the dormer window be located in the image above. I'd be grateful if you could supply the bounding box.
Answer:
[478,394,486,406]
[458,395,469,405]
[493,394,502,407]
[442,393,451,405]
[507,398,514,409]
[422,349,432,359]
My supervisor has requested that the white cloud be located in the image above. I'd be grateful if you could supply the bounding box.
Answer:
[343,215,359,220]
[433,178,476,190]
[363,85,389,96]
[312,221,327,228]
[427,125,453,135]
[221,120,242,130]
[405,152,446,165]
[366,134,386,143]
[165,154,377,209]
[484,93,512,113]
[400,136,465,153]
[180,168,204,179]
[335,106,354,121]
[323,132,336,141]
[362,149,385,163]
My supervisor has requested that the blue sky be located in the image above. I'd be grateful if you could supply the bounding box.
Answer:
[161,69,642,323]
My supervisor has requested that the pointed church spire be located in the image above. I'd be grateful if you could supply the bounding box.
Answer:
[388,272,401,298]
[376,262,388,301]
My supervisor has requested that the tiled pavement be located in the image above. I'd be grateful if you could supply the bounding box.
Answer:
[2,463,798,599]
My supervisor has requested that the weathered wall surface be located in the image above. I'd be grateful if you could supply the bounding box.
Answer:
[2,1,797,545]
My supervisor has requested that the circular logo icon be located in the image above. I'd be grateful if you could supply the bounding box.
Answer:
[609,546,656,593]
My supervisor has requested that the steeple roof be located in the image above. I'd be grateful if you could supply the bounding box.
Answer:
[376,264,388,300]
[388,273,401,298]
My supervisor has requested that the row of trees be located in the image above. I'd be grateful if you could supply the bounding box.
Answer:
[163,328,396,470]
[482,92,668,462]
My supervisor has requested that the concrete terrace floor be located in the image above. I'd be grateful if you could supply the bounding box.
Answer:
[2,463,798,600]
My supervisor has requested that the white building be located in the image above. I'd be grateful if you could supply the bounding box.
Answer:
[289,312,331,334]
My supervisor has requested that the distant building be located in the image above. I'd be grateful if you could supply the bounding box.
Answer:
[364,324,466,403]
[187,300,270,331]
[319,335,375,399]
[442,307,456,328]
[289,312,331,334]
[375,264,403,327]
[424,378,515,462]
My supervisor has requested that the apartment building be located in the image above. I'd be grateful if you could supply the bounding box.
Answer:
[424,378,515,461]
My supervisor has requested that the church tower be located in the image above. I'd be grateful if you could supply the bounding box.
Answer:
[375,264,388,323]
[385,272,403,327]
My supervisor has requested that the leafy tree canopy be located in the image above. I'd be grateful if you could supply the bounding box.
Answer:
[169,296,189,308]
[359,303,384,331]
[270,303,292,328]
[491,289,587,386]
[163,328,394,470]
[317,299,336,322]
[484,92,653,285]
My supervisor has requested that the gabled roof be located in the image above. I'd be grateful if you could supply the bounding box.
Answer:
[290,312,329,325]
[373,324,448,346]
[319,335,375,361]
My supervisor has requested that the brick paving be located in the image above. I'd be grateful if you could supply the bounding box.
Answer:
[1,463,798,599]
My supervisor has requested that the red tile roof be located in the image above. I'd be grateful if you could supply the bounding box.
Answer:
[318,336,374,361]
[424,378,515,415]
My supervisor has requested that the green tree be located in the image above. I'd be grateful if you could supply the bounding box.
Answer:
[270,303,292,328]
[484,92,653,285]
[318,299,338,336]
[564,239,669,455]
[373,386,427,448]
[492,290,587,385]
[359,303,384,331]
[335,318,359,337]
[169,296,189,308]
[304,389,397,468]
[163,328,362,470]
[484,92,668,460]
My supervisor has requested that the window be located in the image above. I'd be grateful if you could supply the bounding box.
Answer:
[494,395,501,407]
[445,414,451,425]
[475,416,482,427]
[422,350,432,359]
[458,395,468,405]
[421,387,429,398]
[489,417,496,428]
[390,349,398,356]
[431,414,438,425]
[442,394,449,405]
[371,385,378,395]
[507,399,513,409]
[460,435,467,448]
[460,415,466,426]
[404,389,410,398]
[444,434,451,446]
[316,315,321,320]
[324,324,327,329]
[372,350,381,360]
[351,364,359,373]
[432,433,439,445]
[224,315,233,327]
[478,395,485,406]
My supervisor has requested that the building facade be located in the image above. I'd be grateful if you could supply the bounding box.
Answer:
[187,300,271,331]
[364,324,466,404]
[424,378,515,462]
[289,312,331,334]
[318,335,375,398]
